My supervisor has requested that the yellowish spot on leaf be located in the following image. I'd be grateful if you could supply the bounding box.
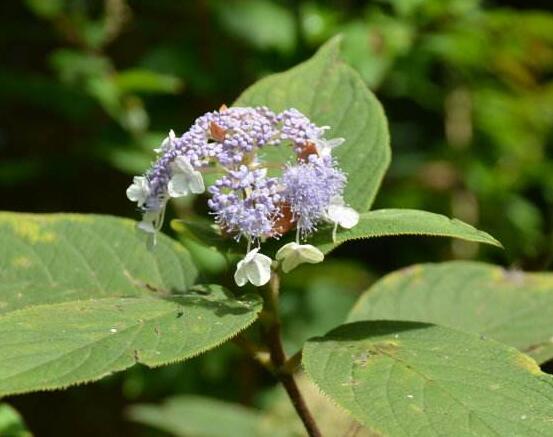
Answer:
[3,216,57,243]
[514,353,542,376]
[12,256,32,268]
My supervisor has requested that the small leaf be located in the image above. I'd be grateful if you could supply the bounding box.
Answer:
[170,218,238,254]
[0,212,198,314]
[0,289,262,397]
[309,209,501,254]
[128,396,264,437]
[0,404,31,437]
[303,321,553,436]
[115,69,183,95]
[348,261,553,363]
[235,36,391,212]
[216,0,296,53]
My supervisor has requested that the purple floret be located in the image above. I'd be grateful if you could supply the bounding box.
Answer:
[208,166,281,240]
[282,155,346,236]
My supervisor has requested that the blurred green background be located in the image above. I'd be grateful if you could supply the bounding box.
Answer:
[2,0,552,435]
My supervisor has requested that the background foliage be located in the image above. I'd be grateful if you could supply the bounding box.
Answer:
[1,0,552,435]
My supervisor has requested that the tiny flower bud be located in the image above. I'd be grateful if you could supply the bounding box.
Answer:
[209,121,226,142]
[276,242,324,273]
[297,142,318,161]
[271,202,294,236]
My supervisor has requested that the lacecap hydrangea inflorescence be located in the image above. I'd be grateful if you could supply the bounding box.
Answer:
[127,105,359,287]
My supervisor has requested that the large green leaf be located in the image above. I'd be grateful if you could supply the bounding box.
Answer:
[0,290,261,397]
[348,261,553,363]
[128,396,265,437]
[0,212,262,396]
[235,36,390,212]
[304,321,553,436]
[128,377,372,437]
[0,212,197,313]
[309,209,501,254]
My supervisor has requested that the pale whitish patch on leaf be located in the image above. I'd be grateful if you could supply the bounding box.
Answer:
[347,261,553,364]
[303,321,553,436]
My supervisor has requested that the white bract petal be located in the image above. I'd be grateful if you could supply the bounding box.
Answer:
[126,176,150,207]
[327,196,359,229]
[168,156,205,197]
[137,207,166,249]
[234,248,272,287]
[275,242,324,273]
[326,196,359,242]
[154,129,176,153]
[137,209,162,233]
[313,137,345,157]
[328,204,359,229]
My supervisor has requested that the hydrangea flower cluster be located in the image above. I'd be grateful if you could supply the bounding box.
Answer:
[127,105,359,286]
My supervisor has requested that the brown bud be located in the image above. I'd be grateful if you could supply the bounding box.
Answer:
[271,202,295,236]
[209,121,226,142]
[219,104,228,112]
[297,141,319,161]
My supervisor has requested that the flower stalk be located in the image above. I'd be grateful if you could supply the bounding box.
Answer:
[260,272,322,437]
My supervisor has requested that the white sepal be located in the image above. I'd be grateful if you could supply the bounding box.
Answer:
[154,129,176,154]
[126,176,150,207]
[137,207,166,249]
[275,242,324,273]
[167,156,205,198]
[327,196,359,229]
[326,195,359,242]
[313,137,345,157]
[234,248,272,287]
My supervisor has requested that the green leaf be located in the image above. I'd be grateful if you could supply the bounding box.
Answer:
[0,404,31,437]
[235,36,390,212]
[216,0,296,53]
[170,218,238,254]
[24,0,63,18]
[0,289,261,397]
[303,321,553,436]
[309,209,501,254]
[348,261,553,363]
[0,212,197,314]
[115,69,183,95]
[0,213,263,396]
[128,396,264,437]
[128,378,373,437]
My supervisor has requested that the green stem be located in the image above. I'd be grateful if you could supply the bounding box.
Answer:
[261,272,322,437]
